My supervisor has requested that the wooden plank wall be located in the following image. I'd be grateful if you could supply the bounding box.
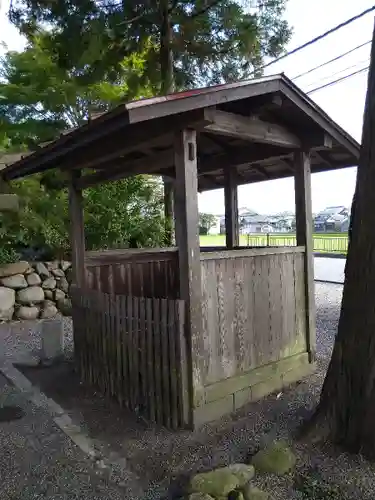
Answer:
[199,247,307,387]
[85,248,180,299]
[70,285,188,429]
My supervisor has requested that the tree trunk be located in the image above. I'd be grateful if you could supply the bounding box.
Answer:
[159,0,174,95]
[308,20,375,458]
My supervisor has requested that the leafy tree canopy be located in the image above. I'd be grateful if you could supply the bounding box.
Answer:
[0,34,165,262]
[199,212,217,234]
[8,0,292,92]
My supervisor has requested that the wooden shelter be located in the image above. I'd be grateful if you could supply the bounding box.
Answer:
[2,74,359,429]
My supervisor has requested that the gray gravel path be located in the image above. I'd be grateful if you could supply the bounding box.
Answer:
[0,372,139,500]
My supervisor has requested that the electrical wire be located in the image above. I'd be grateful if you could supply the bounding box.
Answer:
[292,40,371,80]
[261,5,375,71]
[306,65,369,95]
[303,58,370,90]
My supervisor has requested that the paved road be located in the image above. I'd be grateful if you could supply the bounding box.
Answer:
[314,256,345,284]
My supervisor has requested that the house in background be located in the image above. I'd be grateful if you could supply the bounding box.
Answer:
[241,214,274,233]
[314,206,349,232]
[219,207,258,234]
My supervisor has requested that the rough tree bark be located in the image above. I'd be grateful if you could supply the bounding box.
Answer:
[159,0,174,95]
[307,20,375,458]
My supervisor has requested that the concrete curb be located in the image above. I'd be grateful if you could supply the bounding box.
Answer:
[315,279,343,286]
[314,252,346,259]
[1,360,146,497]
[0,360,100,460]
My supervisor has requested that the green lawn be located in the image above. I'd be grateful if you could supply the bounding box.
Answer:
[200,233,348,253]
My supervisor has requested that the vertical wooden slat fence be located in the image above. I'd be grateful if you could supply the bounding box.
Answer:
[70,285,188,429]
[85,248,180,298]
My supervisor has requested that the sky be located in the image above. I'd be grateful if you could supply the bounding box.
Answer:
[0,0,373,215]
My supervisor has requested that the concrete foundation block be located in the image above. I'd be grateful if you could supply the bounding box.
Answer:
[40,318,63,362]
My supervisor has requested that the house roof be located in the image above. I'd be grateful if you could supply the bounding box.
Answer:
[1,73,360,191]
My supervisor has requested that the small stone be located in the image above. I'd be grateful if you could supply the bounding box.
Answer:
[0,287,16,321]
[43,299,55,307]
[0,306,14,321]
[56,277,69,293]
[24,267,34,275]
[222,464,255,487]
[251,440,296,475]
[52,268,65,278]
[0,261,30,278]
[54,289,65,301]
[0,274,28,289]
[26,272,42,286]
[35,262,50,278]
[46,261,59,271]
[42,277,57,290]
[16,306,40,320]
[60,261,71,271]
[44,290,54,300]
[57,298,72,316]
[242,486,270,500]
[17,286,44,304]
[40,304,58,319]
[190,469,240,498]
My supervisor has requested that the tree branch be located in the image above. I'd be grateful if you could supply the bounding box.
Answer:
[189,0,222,19]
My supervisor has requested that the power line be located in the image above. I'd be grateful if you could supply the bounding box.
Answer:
[306,66,369,95]
[292,40,371,80]
[303,58,370,90]
[262,5,375,71]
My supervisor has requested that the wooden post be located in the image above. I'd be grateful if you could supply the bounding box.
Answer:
[68,170,86,288]
[224,166,239,249]
[163,177,174,246]
[174,128,203,428]
[294,151,316,362]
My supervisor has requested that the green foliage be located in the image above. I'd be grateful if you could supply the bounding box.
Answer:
[199,213,217,235]
[0,31,153,151]
[0,28,166,258]
[84,176,166,250]
[8,0,292,90]
[0,173,165,262]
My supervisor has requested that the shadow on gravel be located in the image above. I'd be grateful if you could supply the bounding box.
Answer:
[17,359,322,497]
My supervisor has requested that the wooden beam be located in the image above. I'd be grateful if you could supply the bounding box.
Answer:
[77,149,173,189]
[67,108,211,172]
[163,177,174,246]
[68,170,86,287]
[199,144,290,174]
[75,134,170,172]
[294,151,316,363]
[203,108,301,148]
[279,157,295,172]
[173,128,203,428]
[224,165,239,248]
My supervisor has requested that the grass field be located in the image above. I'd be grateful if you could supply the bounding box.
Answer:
[200,233,348,253]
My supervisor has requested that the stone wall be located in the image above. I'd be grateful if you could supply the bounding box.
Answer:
[0,260,73,321]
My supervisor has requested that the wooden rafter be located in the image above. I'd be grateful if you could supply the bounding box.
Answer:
[76,150,173,189]
[203,108,302,148]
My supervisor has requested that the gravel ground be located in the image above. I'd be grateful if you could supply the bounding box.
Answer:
[3,283,375,499]
[0,373,143,500]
